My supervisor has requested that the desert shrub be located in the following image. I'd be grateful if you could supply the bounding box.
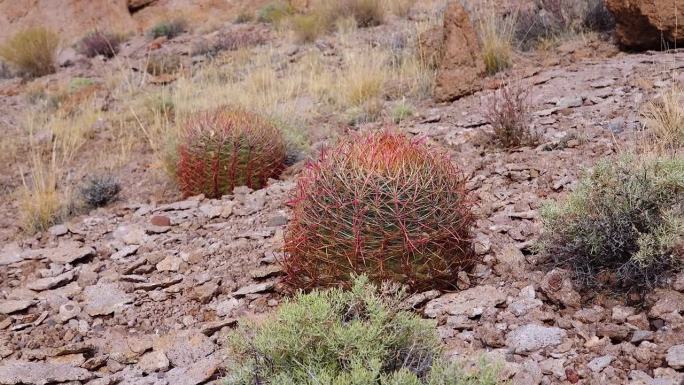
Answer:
[77,31,123,58]
[176,107,286,198]
[0,27,59,78]
[148,19,186,39]
[475,8,515,74]
[214,30,268,52]
[80,174,120,207]
[582,0,615,32]
[391,99,414,123]
[145,53,181,75]
[641,88,684,151]
[340,0,385,27]
[283,131,476,291]
[291,14,327,43]
[484,81,537,148]
[234,9,255,24]
[538,157,684,292]
[257,2,294,24]
[226,276,502,385]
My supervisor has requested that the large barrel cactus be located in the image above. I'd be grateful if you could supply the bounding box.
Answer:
[283,131,476,291]
[177,108,286,198]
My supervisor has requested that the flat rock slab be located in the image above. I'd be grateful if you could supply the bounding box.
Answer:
[165,356,220,385]
[232,281,275,297]
[0,360,93,385]
[0,300,35,314]
[153,330,215,368]
[667,345,684,369]
[27,271,75,291]
[424,285,506,318]
[0,243,23,266]
[84,283,133,316]
[506,324,567,354]
[45,241,95,264]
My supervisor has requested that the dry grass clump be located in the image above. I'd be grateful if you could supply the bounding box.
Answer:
[475,7,515,75]
[641,88,684,152]
[538,156,684,293]
[177,107,286,198]
[145,53,181,75]
[283,131,476,291]
[484,81,537,148]
[19,152,67,233]
[226,276,502,385]
[77,31,123,58]
[0,27,59,78]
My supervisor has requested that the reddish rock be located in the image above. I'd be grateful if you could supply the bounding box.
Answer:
[606,0,684,50]
[150,215,171,227]
[427,0,485,102]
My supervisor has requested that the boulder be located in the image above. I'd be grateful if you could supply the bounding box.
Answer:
[425,0,485,102]
[606,0,684,50]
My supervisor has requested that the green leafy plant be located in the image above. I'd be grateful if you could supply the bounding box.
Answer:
[283,131,476,291]
[226,276,502,385]
[538,156,684,292]
[176,107,286,198]
[0,27,59,78]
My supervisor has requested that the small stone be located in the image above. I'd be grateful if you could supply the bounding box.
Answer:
[138,351,170,373]
[506,324,567,353]
[512,360,542,385]
[509,298,543,317]
[57,301,81,322]
[47,353,86,366]
[232,282,275,297]
[0,243,24,266]
[587,355,614,372]
[156,255,182,272]
[596,323,632,341]
[0,300,35,315]
[612,305,635,322]
[191,281,218,304]
[153,330,215,368]
[250,265,284,280]
[199,204,222,219]
[27,271,75,291]
[156,200,199,211]
[111,245,139,260]
[46,241,95,264]
[540,269,581,308]
[83,283,133,316]
[424,285,505,318]
[165,356,220,385]
[666,345,684,369]
[48,224,68,236]
[630,330,654,343]
[200,318,238,336]
[213,298,240,317]
[556,96,583,109]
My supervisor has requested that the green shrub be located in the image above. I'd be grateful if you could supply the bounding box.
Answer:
[258,2,295,24]
[226,276,502,385]
[148,19,186,39]
[0,27,59,78]
[538,156,684,292]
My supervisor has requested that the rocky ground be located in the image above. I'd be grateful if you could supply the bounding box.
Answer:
[2,46,684,384]
[1,1,684,385]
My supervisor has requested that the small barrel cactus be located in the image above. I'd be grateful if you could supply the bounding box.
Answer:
[283,131,476,291]
[177,107,286,198]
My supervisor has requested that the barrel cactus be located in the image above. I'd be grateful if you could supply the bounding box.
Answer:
[177,107,286,198]
[283,131,476,291]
